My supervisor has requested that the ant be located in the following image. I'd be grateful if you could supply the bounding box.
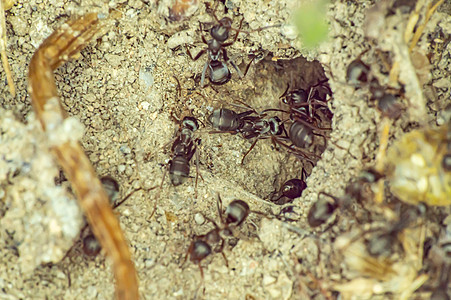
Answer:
[150,115,201,217]
[185,13,249,87]
[150,77,204,218]
[262,95,332,163]
[208,106,323,164]
[72,176,146,257]
[168,116,200,186]
[207,107,254,132]
[208,107,293,164]
[346,57,404,119]
[429,264,450,300]
[184,194,250,278]
[266,116,329,166]
[307,168,383,227]
[270,170,308,205]
[280,79,333,125]
[365,203,425,258]
[186,2,278,87]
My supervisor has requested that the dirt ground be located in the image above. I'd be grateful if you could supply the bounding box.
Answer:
[0,0,450,299]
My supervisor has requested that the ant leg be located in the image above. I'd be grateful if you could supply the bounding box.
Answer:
[309,99,329,107]
[194,140,203,199]
[220,252,229,267]
[279,83,290,99]
[228,100,257,114]
[241,138,261,165]
[288,149,319,165]
[222,17,245,47]
[313,132,328,145]
[198,263,205,279]
[195,152,199,199]
[261,108,291,115]
[301,167,307,181]
[242,55,256,77]
[204,216,220,229]
[149,164,168,219]
[248,24,282,33]
[209,129,239,135]
[113,188,142,209]
[200,61,209,87]
[222,48,243,78]
[270,185,283,202]
[205,0,221,22]
[186,46,207,61]
[197,21,209,45]
[172,76,182,98]
[216,193,225,225]
[229,60,243,78]
[182,242,194,267]
[290,108,316,125]
[217,237,229,267]
[374,117,391,204]
[292,116,332,131]
[275,138,320,163]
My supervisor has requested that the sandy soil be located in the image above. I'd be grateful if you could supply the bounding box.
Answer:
[0,0,450,299]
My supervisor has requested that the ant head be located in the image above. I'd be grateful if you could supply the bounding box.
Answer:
[346,59,371,86]
[269,116,283,135]
[100,176,120,206]
[83,234,102,256]
[366,232,398,258]
[376,93,403,119]
[282,178,306,199]
[359,169,384,184]
[225,200,250,226]
[210,20,230,42]
[182,116,199,131]
[312,84,331,101]
[442,154,451,172]
[307,194,338,227]
[219,17,233,29]
[287,89,308,107]
[190,240,212,263]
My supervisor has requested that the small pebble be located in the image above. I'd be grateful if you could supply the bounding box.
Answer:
[194,213,205,225]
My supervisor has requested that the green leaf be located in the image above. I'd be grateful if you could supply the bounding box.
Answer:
[293,0,329,49]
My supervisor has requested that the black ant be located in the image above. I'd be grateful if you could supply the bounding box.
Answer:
[207,107,254,132]
[186,2,278,87]
[184,195,250,278]
[208,107,293,164]
[270,170,308,205]
[208,105,324,165]
[269,86,333,161]
[168,116,200,186]
[265,117,329,166]
[307,168,383,227]
[150,115,201,218]
[346,57,404,120]
[185,14,249,87]
[66,176,146,257]
[365,203,425,258]
[150,77,204,218]
[429,264,450,300]
[280,80,333,125]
